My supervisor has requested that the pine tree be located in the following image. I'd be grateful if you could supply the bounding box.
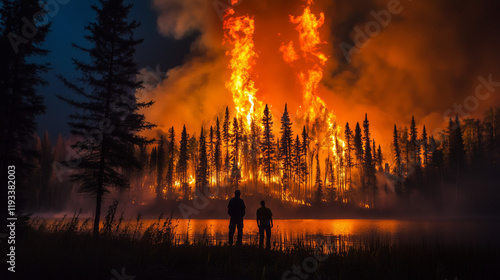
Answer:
[393,125,403,194]
[363,114,376,207]
[409,116,420,166]
[400,127,410,177]
[280,104,293,194]
[223,107,231,185]
[0,0,50,215]
[166,127,176,194]
[261,104,275,190]
[354,122,363,168]
[448,116,466,171]
[196,127,208,191]
[188,134,199,184]
[57,0,154,238]
[178,125,189,198]
[421,125,429,167]
[293,135,302,191]
[214,118,222,187]
[344,123,354,191]
[230,117,241,189]
[214,118,222,186]
[300,126,309,193]
[208,126,214,186]
[372,139,377,168]
[377,145,383,170]
[314,153,323,204]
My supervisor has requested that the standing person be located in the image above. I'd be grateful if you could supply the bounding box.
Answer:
[256,200,273,249]
[228,190,245,245]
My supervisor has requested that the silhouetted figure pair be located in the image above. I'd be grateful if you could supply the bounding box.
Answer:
[228,190,274,248]
[257,200,273,249]
[228,190,245,246]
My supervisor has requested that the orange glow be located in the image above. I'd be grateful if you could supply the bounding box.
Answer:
[283,0,346,182]
[223,9,262,128]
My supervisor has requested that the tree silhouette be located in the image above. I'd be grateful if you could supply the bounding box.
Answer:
[363,114,376,207]
[178,125,189,198]
[261,104,275,192]
[314,153,323,204]
[166,127,176,196]
[57,0,154,238]
[393,125,403,197]
[344,123,354,200]
[196,127,208,192]
[223,107,231,187]
[214,118,222,187]
[280,104,293,195]
[230,117,241,189]
[0,0,50,215]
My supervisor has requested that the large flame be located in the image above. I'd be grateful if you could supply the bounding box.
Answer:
[223,8,262,127]
[282,0,346,189]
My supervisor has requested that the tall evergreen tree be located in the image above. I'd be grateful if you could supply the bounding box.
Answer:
[409,116,420,167]
[230,117,241,189]
[166,127,176,194]
[0,0,50,215]
[208,126,214,186]
[261,104,275,190]
[354,122,364,167]
[214,118,222,187]
[314,153,323,204]
[363,114,376,207]
[196,127,208,191]
[57,0,154,237]
[293,135,302,190]
[393,125,403,192]
[178,125,189,198]
[300,126,309,192]
[280,104,293,194]
[448,116,466,172]
[377,145,383,171]
[421,125,429,167]
[223,106,231,185]
[344,123,354,190]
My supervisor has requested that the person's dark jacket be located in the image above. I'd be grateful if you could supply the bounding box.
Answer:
[228,197,246,221]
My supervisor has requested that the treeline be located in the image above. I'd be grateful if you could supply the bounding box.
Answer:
[127,106,385,209]
[390,108,500,211]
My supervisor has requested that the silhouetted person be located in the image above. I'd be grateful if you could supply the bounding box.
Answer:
[228,190,245,245]
[256,200,273,249]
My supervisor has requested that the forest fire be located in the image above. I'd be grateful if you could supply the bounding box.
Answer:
[223,8,262,127]
[7,0,500,278]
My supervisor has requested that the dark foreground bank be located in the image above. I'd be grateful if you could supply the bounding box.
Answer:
[2,214,499,280]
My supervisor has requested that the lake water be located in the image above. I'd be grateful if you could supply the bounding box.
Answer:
[39,216,500,250]
[137,218,500,249]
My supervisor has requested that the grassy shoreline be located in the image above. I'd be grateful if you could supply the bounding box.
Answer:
[5,212,499,280]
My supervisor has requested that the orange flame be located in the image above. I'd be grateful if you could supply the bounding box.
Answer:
[282,0,346,184]
[223,8,262,127]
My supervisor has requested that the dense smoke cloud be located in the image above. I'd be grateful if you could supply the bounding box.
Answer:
[143,0,500,151]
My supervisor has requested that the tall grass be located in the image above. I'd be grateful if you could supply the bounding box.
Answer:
[14,206,500,280]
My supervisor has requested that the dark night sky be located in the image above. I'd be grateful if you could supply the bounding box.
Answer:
[35,0,194,142]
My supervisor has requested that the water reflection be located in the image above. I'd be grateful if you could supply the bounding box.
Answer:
[141,218,500,249]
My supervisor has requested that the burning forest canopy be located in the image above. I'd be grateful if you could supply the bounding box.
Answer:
[14,0,500,214]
